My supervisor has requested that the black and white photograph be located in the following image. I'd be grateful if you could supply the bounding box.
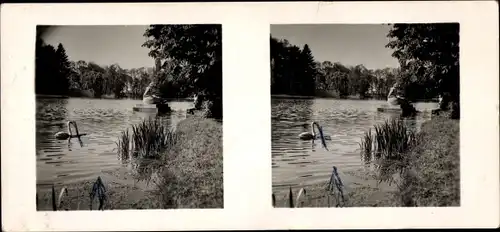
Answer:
[271,24,460,207]
[35,25,223,210]
[2,1,499,231]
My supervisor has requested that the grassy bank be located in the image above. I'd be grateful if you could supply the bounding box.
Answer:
[154,117,223,208]
[395,116,460,206]
[273,115,459,207]
[37,116,223,210]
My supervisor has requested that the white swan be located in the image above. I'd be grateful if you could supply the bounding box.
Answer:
[54,121,86,140]
[298,122,331,140]
[298,121,330,150]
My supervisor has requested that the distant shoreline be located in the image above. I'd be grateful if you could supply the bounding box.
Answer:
[271,94,439,103]
[35,94,69,99]
[36,94,195,102]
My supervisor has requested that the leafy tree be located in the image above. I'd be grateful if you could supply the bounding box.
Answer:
[348,65,370,98]
[386,23,459,118]
[335,71,351,98]
[102,64,128,98]
[143,24,222,119]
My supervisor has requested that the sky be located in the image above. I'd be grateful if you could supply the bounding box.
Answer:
[40,25,154,69]
[270,24,400,70]
[39,24,400,71]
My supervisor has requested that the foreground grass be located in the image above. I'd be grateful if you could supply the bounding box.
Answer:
[273,183,399,208]
[37,116,223,210]
[155,116,223,208]
[273,115,459,207]
[36,177,160,211]
[395,116,460,206]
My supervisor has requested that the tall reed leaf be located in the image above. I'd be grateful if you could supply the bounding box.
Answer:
[288,186,294,208]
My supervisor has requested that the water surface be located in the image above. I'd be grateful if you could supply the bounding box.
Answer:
[36,97,193,189]
[271,98,438,193]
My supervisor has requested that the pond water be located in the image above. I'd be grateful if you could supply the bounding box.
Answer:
[36,97,193,189]
[271,98,439,193]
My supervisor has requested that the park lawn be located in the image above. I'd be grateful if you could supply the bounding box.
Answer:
[273,115,460,208]
[36,116,223,210]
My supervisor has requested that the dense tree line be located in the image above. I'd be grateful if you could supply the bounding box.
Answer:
[314,61,401,99]
[270,37,400,99]
[36,38,156,99]
[67,60,154,99]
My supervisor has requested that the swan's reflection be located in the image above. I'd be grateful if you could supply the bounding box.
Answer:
[67,137,84,151]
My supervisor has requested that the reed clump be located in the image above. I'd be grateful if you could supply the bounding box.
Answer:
[117,117,178,161]
[116,117,179,184]
[359,118,417,184]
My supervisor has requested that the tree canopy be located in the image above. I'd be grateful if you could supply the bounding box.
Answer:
[386,23,459,109]
[142,24,222,118]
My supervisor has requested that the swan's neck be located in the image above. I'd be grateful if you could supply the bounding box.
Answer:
[67,121,80,136]
[311,122,317,137]
[67,122,73,136]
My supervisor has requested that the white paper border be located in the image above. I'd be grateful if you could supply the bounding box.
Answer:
[1,1,499,231]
